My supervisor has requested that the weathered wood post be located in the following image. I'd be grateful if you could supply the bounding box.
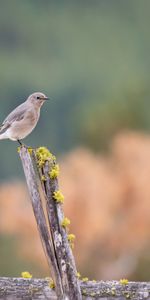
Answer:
[19,146,82,300]
[1,277,150,299]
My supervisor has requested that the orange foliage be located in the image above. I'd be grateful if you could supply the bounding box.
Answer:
[1,131,150,279]
[0,183,48,269]
[60,132,150,278]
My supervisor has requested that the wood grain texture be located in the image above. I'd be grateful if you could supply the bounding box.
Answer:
[0,278,150,300]
[19,147,64,299]
[42,160,81,300]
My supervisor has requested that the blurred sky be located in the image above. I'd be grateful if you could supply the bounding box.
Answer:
[0,0,150,179]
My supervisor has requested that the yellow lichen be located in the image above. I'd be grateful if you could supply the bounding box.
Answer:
[77,272,81,279]
[17,147,21,153]
[53,190,64,203]
[48,278,55,289]
[120,278,129,285]
[61,217,70,228]
[111,287,116,296]
[68,234,76,249]
[45,277,51,280]
[21,271,32,279]
[49,164,60,179]
[41,175,46,181]
[90,292,96,297]
[28,147,33,155]
[82,289,87,295]
[82,277,88,282]
[36,147,55,167]
[68,234,75,242]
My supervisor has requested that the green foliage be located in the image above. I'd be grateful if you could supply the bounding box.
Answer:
[77,85,150,150]
[0,1,150,176]
[0,235,44,277]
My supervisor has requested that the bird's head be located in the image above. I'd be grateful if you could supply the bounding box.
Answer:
[27,92,49,107]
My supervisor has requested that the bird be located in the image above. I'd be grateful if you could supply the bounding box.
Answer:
[0,92,49,146]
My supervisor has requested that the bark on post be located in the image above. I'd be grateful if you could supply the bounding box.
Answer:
[19,146,82,300]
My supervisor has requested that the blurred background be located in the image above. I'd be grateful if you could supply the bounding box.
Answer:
[0,0,150,281]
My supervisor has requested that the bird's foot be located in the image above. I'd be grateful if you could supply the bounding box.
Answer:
[17,140,23,146]
[17,140,34,154]
[17,140,29,148]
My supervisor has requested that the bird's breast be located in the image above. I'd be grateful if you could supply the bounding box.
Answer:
[7,109,40,140]
[26,109,40,125]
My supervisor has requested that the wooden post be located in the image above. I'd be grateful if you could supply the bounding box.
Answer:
[19,146,82,300]
[41,160,81,299]
[19,147,64,299]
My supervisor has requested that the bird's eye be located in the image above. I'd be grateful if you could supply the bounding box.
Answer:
[37,96,40,100]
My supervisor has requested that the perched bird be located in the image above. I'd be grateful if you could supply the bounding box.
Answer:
[0,92,49,145]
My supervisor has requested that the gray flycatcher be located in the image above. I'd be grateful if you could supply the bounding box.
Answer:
[0,92,49,145]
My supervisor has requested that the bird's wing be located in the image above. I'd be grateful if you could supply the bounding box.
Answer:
[0,103,27,135]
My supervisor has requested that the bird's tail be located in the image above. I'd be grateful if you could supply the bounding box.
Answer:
[0,133,8,140]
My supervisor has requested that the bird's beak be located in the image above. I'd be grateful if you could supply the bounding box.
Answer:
[43,97,49,100]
